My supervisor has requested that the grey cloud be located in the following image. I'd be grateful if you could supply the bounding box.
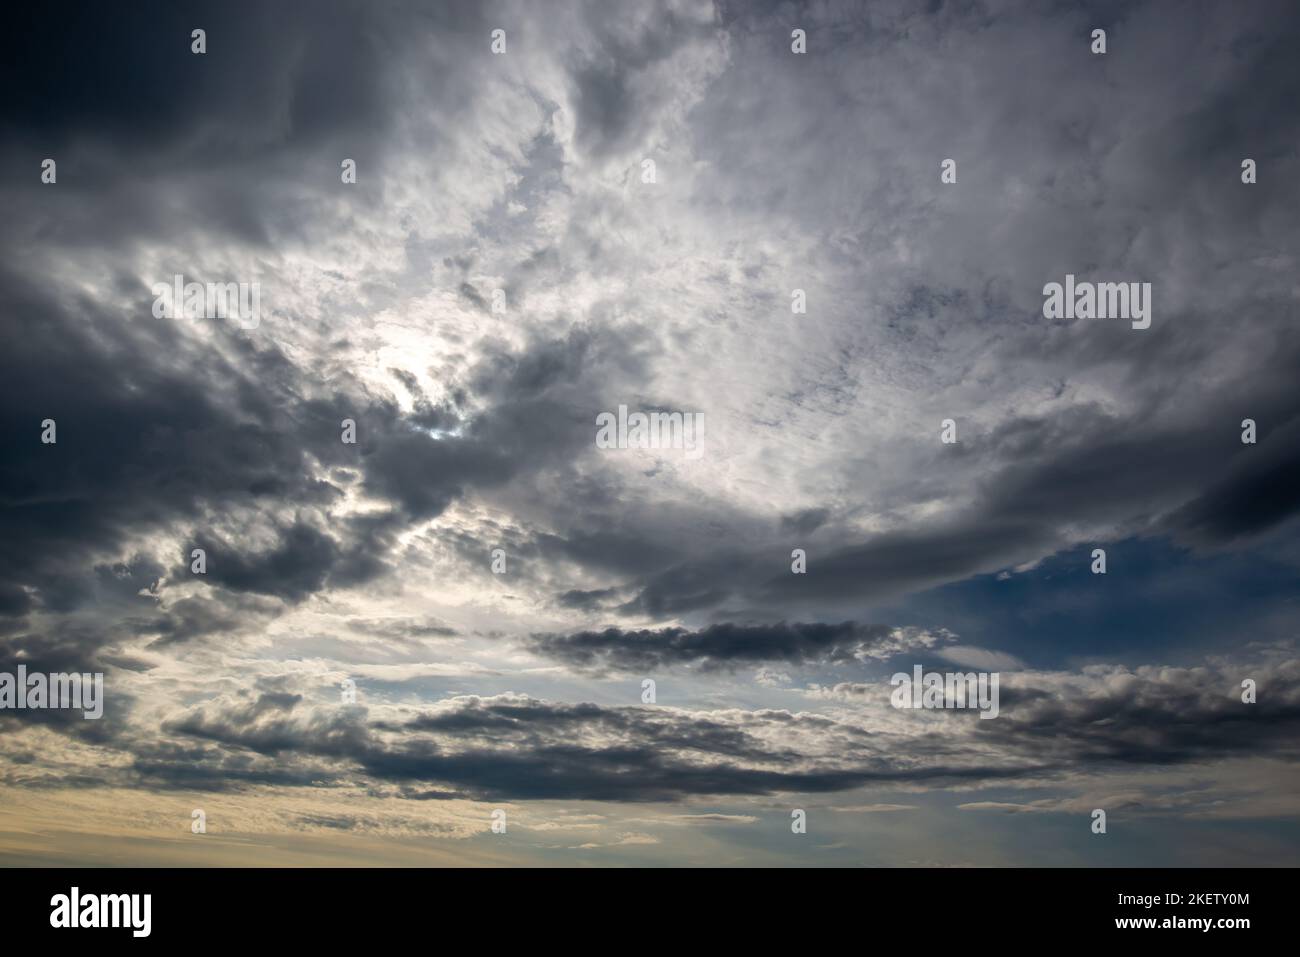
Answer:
[3,0,1300,863]
[147,653,1300,802]
[525,621,948,674]
[347,616,459,640]
[566,2,721,159]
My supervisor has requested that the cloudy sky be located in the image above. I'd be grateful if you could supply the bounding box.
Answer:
[2,0,1299,866]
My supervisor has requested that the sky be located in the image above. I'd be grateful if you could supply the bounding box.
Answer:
[1,0,1298,867]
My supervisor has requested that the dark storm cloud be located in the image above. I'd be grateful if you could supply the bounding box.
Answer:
[977,386,1300,548]
[0,626,137,745]
[978,661,1300,766]
[0,267,332,612]
[358,325,649,530]
[0,585,33,618]
[9,0,1290,645]
[0,253,632,623]
[525,621,935,673]
[0,0,607,630]
[610,522,1050,620]
[519,0,1300,622]
[555,587,625,611]
[612,367,1300,618]
[0,0,493,253]
[347,616,459,641]
[1,0,1294,624]
[159,691,947,801]
[0,271,354,618]
[165,690,370,759]
[1166,415,1300,546]
[128,741,337,792]
[4,1,394,149]
[138,593,271,648]
[539,529,684,578]
[144,654,1300,802]
[2,0,1299,864]
[196,520,345,602]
